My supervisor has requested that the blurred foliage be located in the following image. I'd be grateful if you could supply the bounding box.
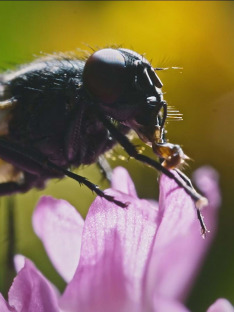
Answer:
[0,1,234,311]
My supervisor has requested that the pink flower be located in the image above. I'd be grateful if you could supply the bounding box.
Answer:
[0,166,231,312]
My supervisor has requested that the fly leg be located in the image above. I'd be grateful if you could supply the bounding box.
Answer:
[47,161,127,208]
[98,112,209,235]
[175,168,209,237]
[152,118,208,236]
[152,108,188,170]
[0,138,127,207]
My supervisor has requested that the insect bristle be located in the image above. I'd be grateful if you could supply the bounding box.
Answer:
[154,66,183,76]
[154,67,169,71]
[167,106,183,122]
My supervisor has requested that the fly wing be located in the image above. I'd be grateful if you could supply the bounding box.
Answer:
[0,103,24,184]
[0,82,23,183]
[0,78,18,136]
[0,159,24,183]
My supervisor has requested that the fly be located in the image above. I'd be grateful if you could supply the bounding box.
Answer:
[0,48,208,236]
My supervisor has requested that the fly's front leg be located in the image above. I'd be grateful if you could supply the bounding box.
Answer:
[175,168,209,237]
[151,121,208,235]
[98,111,209,236]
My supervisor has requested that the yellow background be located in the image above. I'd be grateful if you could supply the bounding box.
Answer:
[0,2,234,311]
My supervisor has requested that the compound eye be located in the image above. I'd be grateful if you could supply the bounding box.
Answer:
[83,49,126,104]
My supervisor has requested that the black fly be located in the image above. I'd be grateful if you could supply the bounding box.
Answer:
[0,48,208,236]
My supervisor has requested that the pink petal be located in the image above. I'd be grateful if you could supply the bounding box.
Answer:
[111,166,138,198]
[33,196,84,282]
[156,171,197,247]
[207,298,234,312]
[146,168,220,302]
[193,166,221,211]
[154,297,190,312]
[60,188,158,312]
[14,254,26,273]
[8,258,59,312]
[0,295,15,312]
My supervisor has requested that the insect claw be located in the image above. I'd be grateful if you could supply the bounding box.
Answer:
[197,209,209,239]
[116,201,129,208]
[102,193,129,208]
[201,227,210,239]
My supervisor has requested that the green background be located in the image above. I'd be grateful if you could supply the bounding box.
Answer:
[0,1,234,311]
